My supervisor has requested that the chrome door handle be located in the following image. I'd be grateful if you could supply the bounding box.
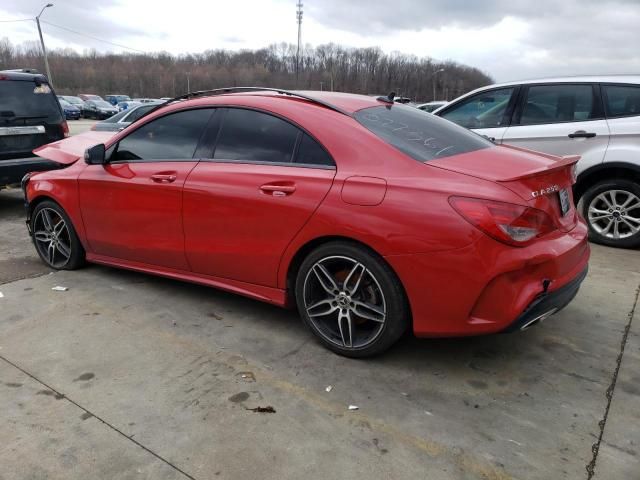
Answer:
[260,184,296,196]
[150,173,177,183]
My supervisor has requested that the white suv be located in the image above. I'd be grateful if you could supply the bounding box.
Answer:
[434,76,640,249]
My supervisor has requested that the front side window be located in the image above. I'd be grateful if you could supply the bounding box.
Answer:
[213,108,300,163]
[603,85,640,117]
[440,87,515,129]
[112,108,212,161]
[355,104,492,162]
[519,84,597,125]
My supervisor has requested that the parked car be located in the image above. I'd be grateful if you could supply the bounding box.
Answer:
[92,102,161,132]
[78,94,103,102]
[116,100,142,112]
[0,70,68,189]
[58,95,87,115]
[434,75,640,248]
[23,88,589,357]
[418,101,448,112]
[105,94,131,106]
[82,100,118,119]
[133,98,162,103]
[58,99,81,120]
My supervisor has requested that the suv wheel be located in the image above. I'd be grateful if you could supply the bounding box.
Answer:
[295,241,409,358]
[582,179,640,248]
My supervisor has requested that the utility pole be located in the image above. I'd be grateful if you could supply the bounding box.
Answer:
[186,72,191,93]
[319,81,323,91]
[296,1,303,85]
[36,3,54,87]
[431,68,444,101]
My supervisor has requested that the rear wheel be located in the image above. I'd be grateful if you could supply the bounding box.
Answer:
[31,200,85,270]
[582,179,640,248]
[295,241,409,358]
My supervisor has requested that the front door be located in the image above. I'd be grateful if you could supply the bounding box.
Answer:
[437,86,517,143]
[79,108,214,270]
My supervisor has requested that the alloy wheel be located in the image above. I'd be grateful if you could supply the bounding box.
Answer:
[587,189,640,240]
[303,255,387,349]
[33,207,73,268]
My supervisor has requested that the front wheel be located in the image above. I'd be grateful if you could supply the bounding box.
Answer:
[581,179,640,248]
[31,200,85,270]
[295,241,409,358]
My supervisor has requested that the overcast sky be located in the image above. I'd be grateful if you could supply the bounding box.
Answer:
[1,0,639,82]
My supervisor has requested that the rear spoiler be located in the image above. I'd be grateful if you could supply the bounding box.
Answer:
[497,144,580,182]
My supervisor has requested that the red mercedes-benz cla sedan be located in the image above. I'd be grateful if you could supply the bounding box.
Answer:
[23,88,590,357]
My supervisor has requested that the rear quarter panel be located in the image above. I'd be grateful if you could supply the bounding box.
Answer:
[604,115,640,164]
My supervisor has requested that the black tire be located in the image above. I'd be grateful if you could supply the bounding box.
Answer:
[31,200,85,270]
[581,179,640,249]
[295,241,410,358]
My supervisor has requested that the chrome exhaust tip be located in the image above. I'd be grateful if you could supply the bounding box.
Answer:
[520,308,558,331]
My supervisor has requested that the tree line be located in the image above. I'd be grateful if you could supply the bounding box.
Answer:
[0,38,493,102]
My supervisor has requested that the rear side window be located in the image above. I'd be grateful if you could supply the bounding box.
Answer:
[439,87,515,128]
[113,108,212,161]
[0,80,62,121]
[295,134,334,166]
[603,85,640,117]
[519,84,598,125]
[214,108,299,163]
[355,104,492,162]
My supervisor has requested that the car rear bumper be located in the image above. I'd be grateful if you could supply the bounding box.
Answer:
[0,157,61,188]
[501,266,588,332]
[385,219,590,337]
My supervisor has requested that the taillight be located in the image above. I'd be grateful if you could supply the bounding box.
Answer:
[449,196,557,247]
[61,120,69,137]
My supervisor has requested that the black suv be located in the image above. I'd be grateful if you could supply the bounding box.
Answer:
[0,70,68,189]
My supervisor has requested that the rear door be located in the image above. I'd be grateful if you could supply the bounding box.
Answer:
[78,108,214,269]
[183,107,336,287]
[601,83,640,164]
[502,83,610,172]
[437,86,518,142]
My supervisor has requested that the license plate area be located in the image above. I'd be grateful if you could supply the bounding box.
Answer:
[558,188,571,216]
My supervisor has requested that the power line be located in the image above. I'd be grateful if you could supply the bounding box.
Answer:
[0,18,32,23]
[40,20,146,53]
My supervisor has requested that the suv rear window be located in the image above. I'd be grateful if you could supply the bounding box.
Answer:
[355,104,492,162]
[0,79,62,121]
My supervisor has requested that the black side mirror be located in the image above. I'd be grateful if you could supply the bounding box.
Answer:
[84,143,106,165]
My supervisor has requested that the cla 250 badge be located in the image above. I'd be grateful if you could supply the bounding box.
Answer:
[531,185,559,198]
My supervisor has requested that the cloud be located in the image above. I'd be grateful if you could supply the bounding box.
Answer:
[0,0,638,82]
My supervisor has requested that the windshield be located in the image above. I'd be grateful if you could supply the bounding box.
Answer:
[103,109,129,123]
[59,99,71,107]
[354,104,492,162]
[95,100,113,108]
[0,79,62,121]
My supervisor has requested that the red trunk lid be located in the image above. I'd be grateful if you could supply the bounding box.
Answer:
[430,144,579,232]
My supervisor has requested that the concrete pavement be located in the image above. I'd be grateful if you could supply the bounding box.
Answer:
[0,189,638,479]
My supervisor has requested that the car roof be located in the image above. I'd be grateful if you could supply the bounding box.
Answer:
[0,70,49,82]
[472,74,640,91]
[170,90,383,115]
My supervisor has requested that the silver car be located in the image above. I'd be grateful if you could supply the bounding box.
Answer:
[92,102,162,132]
[435,75,640,248]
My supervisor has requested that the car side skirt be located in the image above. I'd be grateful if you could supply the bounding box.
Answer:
[86,253,287,307]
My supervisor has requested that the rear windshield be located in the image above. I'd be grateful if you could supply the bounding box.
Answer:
[354,104,492,162]
[0,79,62,121]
